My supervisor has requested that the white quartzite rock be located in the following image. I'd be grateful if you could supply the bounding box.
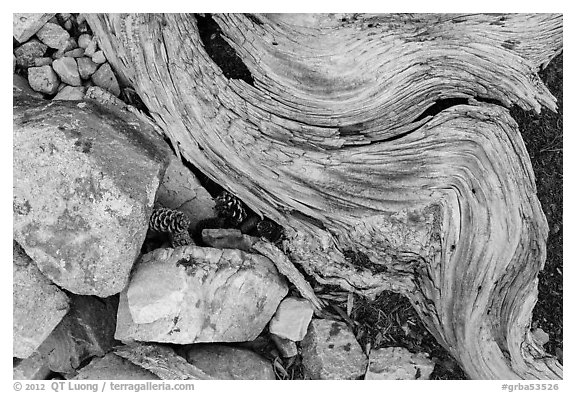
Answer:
[301,319,368,380]
[14,39,48,68]
[13,13,55,43]
[91,62,120,96]
[156,156,215,232]
[36,22,70,50]
[186,344,276,380]
[115,246,288,344]
[269,297,314,341]
[13,92,171,296]
[27,65,60,95]
[364,347,435,380]
[52,57,81,86]
[13,241,69,359]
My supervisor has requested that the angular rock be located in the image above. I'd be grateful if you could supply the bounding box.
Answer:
[14,74,43,98]
[92,50,107,64]
[84,85,125,107]
[13,13,55,43]
[202,228,256,252]
[78,34,93,49]
[52,57,81,86]
[91,62,120,96]
[52,38,78,59]
[14,39,47,68]
[73,353,159,380]
[271,334,298,358]
[115,246,288,343]
[36,22,70,50]
[13,352,51,380]
[77,57,98,80]
[185,344,276,380]
[301,319,368,380]
[13,93,171,296]
[365,347,435,380]
[156,156,216,232]
[34,57,53,67]
[27,65,60,95]
[36,294,118,374]
[269,297,314,341]
[53,85,86,101]
[13,241,69,359]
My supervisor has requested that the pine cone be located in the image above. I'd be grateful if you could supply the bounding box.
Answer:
[149,207,191,234]
[215,190,247,226]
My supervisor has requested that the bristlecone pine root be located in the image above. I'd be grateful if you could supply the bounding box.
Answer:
[149,207,192,247]
[214,190,247,227]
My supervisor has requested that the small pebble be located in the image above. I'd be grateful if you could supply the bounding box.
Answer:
[84,38,98,57]
[77,57,99,79]
[34,57,53,67]
[91,62,120,96]
[78,34,93,49]
[64,20,73,31]
[53,85,86,101]
[64,48,85,58]
[27,65,60,94]
[52,57,81,86]
[92,51,107,64]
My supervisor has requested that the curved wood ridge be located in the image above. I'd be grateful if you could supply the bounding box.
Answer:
[87,13,562,379]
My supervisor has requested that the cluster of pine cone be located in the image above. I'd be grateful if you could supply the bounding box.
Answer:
[148,207,193,247]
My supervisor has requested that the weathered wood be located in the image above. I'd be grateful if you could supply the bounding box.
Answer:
[87,13,562,379]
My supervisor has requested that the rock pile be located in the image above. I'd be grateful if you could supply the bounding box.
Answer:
[13,13,120,100]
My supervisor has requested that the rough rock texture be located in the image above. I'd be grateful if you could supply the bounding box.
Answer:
[36,22,70,50]
[77,57,99,80]
[13,92,171,296]
[301,319,368,380]
[27,65,60,95]
[201,229,256,252]
[78,34,93,49]
[53,85,86,101]
[271,334,298,358]
[35,294,119,374]
[13,13,55,43]
[91,62,120,96]
[84,37,98,57]
[14,39,48,68]
[115,246,288,344]
[14,74,43,98]
[269,297,314,341]
[73,353,159,380]
[185,344,276,380]
[364,347,435,380]
[92,50,107,64]
[155,156,215,232]
[52,57,81,86]
[13,241,69,359]
[34,57,53,67]
[64,48,85,58]
[84,86,125,107]
[13,352,51,380]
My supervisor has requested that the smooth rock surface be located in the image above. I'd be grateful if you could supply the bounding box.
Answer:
[36,294,118,374]
[156,156,215,232]
[36,22,70,50]
[84,37,98,57]
[27,65,60,94]
[364,347,435,380]
[78,34,93,49]
[91,62,120,96]
[13,13,55,43]
[52,57,81,86]
[301,319,368,380]
[13,241,69,359]
[269,297,314,341]
[73,353,159,380]
[185,344,276,380]
[92,50,107,64]
[14,74,43,98]
[53,85,86,101]
[13,93,171,296]
[115,246,288,344]
[14,39,48,68]
[13,352,51,380]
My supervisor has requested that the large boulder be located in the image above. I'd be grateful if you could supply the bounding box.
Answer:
[13,93,171,296]
[115,246,288,343]
[13,241,69,359]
